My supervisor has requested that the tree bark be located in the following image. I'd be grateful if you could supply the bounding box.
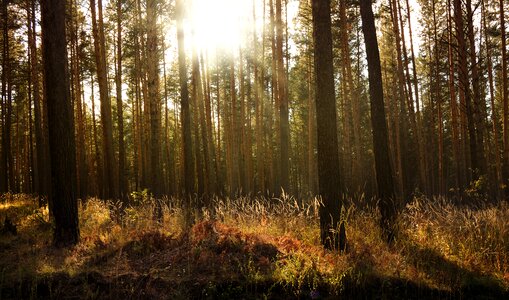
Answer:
[360,0,397,242]
[311,0,345,250]
[500,0,509,198]
[91,0,117,199]
[41,0,79,246]
[276,0,290,193]
[116,0,127,202]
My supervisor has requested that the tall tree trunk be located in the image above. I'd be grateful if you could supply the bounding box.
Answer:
[455,0,478,182]
[447,0,461,194]
[400,0,426,194]
[28,0,50,203]
[338,0,352,191]
[146,0,162,200]
[269,0,279,193]
[177,0,195,198]
[1,0,10,192]
[229,57,240,195]
[389,0,411,199]
[41,0,79,247]
[500,0,509,199]
[191,48,205,197]
[90,77,102,197]
[70,0,88,200]
[254,0,265,193]
[483,0,502,198]
[432,0,444,195]
[215,53,223,193]
[311,0,345,250]
[116,0,127,202]
[339,0,361,192]
[133,3,143,191]
[307,41,317,195]
[467,0,486,177]
[238,47,248,193]
[91,0,117,199]
[202,51,217,195]
[276,0,289,193]
[360,0,397,242]
[194,51,212,198]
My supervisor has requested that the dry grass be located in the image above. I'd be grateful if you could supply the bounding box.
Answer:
[0,193,508,298]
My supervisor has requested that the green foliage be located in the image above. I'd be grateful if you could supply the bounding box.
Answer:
[465,175,488,200]
[130,189,151,206]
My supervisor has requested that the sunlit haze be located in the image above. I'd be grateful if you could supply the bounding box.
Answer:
[185,0,255,53]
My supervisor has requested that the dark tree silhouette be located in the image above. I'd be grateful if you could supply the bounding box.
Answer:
[41,0,79,246]
[311,0,345,250]
[360,0,397,242]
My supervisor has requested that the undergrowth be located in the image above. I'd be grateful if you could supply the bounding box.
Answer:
[0,193,508,299]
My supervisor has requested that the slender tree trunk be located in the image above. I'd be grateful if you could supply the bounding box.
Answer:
[481,0,503,198]
[432,0,444,195]
[1,0,10,192]
[90,77,102,197]
[307,44,317,195]
[238,47,247,193]
[194,51,211,198]
[229,57,240,195]
[28,0,49,203]
[500,0,509,199]
[389,0,411,199]
[360,0,397,242]
[269,0,279,193]
[447,0,461,194]
[176,0,195,198]
[133,5,143,191]
[467,0,486,177]
[215,53,223,193]
[245,56,254,194]
[91,0,117,199]
[162,46,172,195]
[27,25,34,194]
[253,0,265,193]
[275,0,289,193]
[455,0,478,182]
[202,51,217,195]
[116,0,127,202]
[70,0,88,200]
[338,0,352,190]
[400,0,426,194]
[483,0,502,198]
[191,48,205,197]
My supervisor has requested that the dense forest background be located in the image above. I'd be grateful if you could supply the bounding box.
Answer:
[1,0,509,297]
[0,0,508,202]
[1,0,508,205]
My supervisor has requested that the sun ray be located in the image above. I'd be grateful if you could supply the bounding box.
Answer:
[185,0,254,53]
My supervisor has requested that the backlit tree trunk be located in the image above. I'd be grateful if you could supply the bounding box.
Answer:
[91,0,117,199]
[177,0,195,198]
[360,0,397,242]
[311,0,345,250]
[116,0,127,201]
[41,0,79,246]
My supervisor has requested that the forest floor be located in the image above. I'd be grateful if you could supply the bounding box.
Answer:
[0,193,508,299]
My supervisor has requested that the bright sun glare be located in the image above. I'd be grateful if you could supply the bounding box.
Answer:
[186,0,258,53]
